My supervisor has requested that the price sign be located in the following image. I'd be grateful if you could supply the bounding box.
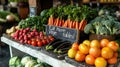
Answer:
[45,25,80,43]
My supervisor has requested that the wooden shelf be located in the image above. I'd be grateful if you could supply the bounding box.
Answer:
[1,35,75,67]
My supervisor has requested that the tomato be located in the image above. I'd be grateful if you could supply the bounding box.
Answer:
[49,37,55,41]
[27,40,31,45]
[37,41,43,47]
[31,40,37,46]
[42,39,47,45]
[36,38,40,42]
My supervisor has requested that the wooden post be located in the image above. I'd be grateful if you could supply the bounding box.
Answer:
[29,0,41,17]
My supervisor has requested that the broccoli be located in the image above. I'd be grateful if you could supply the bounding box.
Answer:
[102,20,114,35]
[93,22,102,34]
[99,26,110,35]
[84,23,94,34]
[112,21,120,35]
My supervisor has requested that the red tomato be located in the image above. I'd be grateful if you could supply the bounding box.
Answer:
[31,40,37,46]
[49,37,54,41]
[42,39,47,45]
[37,41,43,47]
[27,40,31,45]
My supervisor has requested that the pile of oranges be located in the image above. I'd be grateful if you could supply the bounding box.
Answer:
[68,39,119,67]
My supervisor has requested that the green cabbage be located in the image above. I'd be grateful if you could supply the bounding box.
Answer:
[9,56,21,67]
[25,60,37,67]
[21,56,32,66]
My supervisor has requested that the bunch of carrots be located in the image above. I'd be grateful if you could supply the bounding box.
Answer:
[48,16,87,31]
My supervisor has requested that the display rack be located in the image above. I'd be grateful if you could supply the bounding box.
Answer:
[1,35,75,67]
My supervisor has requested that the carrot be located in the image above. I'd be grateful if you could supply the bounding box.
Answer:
[58,19,62,26]
[69,21,73,28]
[75,21,79,30]
[72,21,76,29]
[79,19,87,30]
[48,16,54,25]
[81,20,87,30]
[67,19,71,28]
[55,18,59,26]
[63,20,68,28]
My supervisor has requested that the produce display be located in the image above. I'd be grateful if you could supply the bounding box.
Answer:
[3,4,120,67]
[46,5,97,30]
[84,15,120,35]
[67,39,120,67]
[11,27,55,47]
[9,56,52,67]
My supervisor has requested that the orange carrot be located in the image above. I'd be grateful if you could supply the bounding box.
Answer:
[72,21,76,29]
[63,20,68,28]
[48,16,54,25]
[81,20,87,30]
[58,19,62,26]
[69,21,73,28]
[55,18,59,26]
[75,21,79,30]
[79,19,87,30]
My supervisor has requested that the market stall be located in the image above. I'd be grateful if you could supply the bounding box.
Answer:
[1,0,120,67]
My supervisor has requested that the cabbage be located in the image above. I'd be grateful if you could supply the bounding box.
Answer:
[37,58,41,63]
[9,56,20,65]
[21,56,32,66]
[34,64,44,67]
[25,60,37,67]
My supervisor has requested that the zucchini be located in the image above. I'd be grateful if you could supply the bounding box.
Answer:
[53,41,71,53]
[45,39,61,50]
[46,40,64,50]
[57,46,71,54]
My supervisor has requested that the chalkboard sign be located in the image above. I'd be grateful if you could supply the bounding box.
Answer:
[29,7,36,17]
[45,25,80,43]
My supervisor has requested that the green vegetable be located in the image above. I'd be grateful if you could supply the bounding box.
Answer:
[99,26,110,35]
[25,60,37,67]
[9,56,21,67]
[84,23,94,34]
[18,16,45,31]
[84,15,120,35]
[21,56,32,66]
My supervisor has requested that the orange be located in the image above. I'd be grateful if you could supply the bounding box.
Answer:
[95,57,107,67]
[100,39,109,48]
[83,40,91,47]
[90,40,100,48]
[85,54,95,65]
[114,52,118,58]
[107,41,119,52]
[101,47,114,59]
[68,48,77,58]
[89,47,101,58]
[79,43,89,54]
[107,56,118,64]
[71,42,79,50]
[75,51,86,62]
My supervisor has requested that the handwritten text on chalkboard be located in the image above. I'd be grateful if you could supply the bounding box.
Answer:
[46,25,78,42]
